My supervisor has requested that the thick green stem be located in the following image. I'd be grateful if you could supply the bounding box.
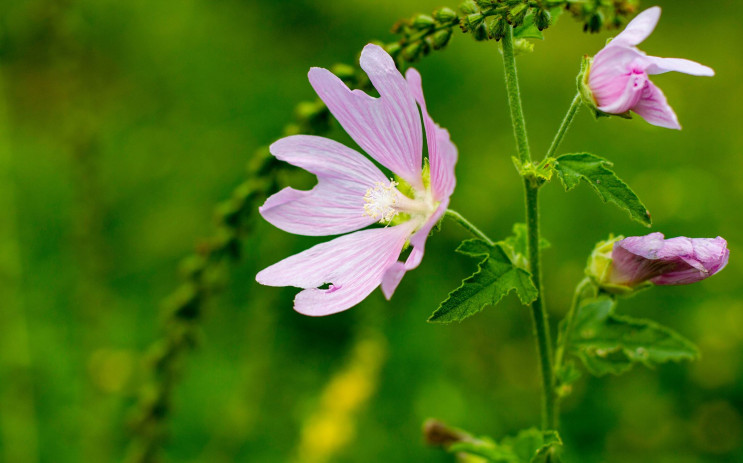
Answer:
[545,93,581,160]
[502,26,555,431]
[501,27,531,164]
[445,209,495,246]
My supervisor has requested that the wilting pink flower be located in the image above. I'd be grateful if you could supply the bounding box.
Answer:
[256,44,457,316]
[609,233,729,287]
[585,6,714,129]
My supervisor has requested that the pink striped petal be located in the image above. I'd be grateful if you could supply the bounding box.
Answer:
[597,72,647,114]
[644,57,715,76]
[259,135,389,236]
[632,81,681,130]
[611,7,661,47]
[308,44,423,189]
[405,68,457,202]
[381,200,448,299]
[256,224,414,316]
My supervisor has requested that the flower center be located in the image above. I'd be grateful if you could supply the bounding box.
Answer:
[363,180,401,223]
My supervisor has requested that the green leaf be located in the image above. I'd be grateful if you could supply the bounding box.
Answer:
[502,223,551,267]
[513,13,544,40]
[428,239,538,323]
[448,440,517,462]
[569,295,699,376]
[554,153,651,227]
[446,429,562,463]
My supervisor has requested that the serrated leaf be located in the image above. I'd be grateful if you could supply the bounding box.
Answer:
[429,242,538,323]
[514,13,544,40]
[569,295,699,376]
[554,153,651,226]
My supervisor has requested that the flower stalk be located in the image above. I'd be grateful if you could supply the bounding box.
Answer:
[502,25,555,431]
[445,209,495,246]
[545,93,581,160]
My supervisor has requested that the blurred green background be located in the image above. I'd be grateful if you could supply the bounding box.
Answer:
[1,0,741,462]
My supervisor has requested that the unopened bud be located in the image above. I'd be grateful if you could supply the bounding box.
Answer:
[466,13,484,29]
[585,12,603,33]
[432,28,453,49]
[475,0,495,8]
[507,3,528,26]
[384,42,402,58]
[535,8,551,30]
[486,15,508,40]
[472,22,488,41]
[402,42,424,61]
[330,63,356,81]
[412,14,435,30]
[433,7,458,23]
[459,0,479,15]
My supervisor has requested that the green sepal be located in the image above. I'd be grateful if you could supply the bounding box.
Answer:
[513,11,544,40]
[577,55,632,120]
[569,295,699,376]
[554,153,651,226]
[429,238,537,324]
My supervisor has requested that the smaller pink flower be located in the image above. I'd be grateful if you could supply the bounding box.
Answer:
[609,233,729,287]
[256,44,457,316]
[585,7,714,129]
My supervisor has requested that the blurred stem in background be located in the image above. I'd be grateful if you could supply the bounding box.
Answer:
[501,27,556,431]
[0,68,40,463]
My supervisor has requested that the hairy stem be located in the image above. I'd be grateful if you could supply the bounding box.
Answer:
[502,26,555,431]
[445,209,495,246]
[501,27,532,165]
[545,92,581,160]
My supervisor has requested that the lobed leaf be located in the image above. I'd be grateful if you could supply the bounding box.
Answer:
[569,295,699,376]
[429,239,537,323]
[554,153,651,227]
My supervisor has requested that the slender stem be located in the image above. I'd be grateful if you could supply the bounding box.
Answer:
[524,183,555,430]
[501,27,531,164]
[545,93,581,160]
[445,209,495,246]
[502,26,555,431]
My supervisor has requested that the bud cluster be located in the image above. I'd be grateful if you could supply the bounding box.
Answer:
[385,7,460,62]
[565,0,639,33]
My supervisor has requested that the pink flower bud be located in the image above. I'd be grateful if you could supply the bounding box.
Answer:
[609,233,729,287]
[583,7,714,129]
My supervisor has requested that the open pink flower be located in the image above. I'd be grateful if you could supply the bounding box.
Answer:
[256,44,457,316]
[585,6,714,129]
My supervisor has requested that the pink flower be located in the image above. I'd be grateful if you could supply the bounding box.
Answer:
[609,233,729,287]
[256,44,457,316]
[585,7,714,129]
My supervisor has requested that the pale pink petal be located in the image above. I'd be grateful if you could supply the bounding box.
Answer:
[644,56,715,76]
[405,68,457,202]
[611,7,661,47]
[597,72,648,114]
[589,46,646,106]
[259,135,388,236]
[632,81,681,130]
[308,44,423,189]
[256,224,415,316]
[381,200,448,298]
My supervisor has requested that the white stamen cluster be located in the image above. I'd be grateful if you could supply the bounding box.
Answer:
[363,180,400,224]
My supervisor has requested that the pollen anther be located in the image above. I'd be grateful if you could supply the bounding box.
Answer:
[363,180,400,223]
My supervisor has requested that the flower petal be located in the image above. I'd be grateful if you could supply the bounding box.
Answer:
[632,81,681,130]
[405,68,457,202]
[260,135,389,236]
[381,200,448,299]
[611,7,661,47]
[597,72,648,114]
[652,237,730,285]
[308,44,423,189]
[256,224,414,316]
[644,56,715,76]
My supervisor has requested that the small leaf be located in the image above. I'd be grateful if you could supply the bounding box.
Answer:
[554,153,651,226]
[513,13,544,40]
[569,295,699,376]
[429,241,537,323]
[448,440,516,462]
[502,223,551,266]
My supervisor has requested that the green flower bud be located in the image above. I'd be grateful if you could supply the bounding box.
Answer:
[472,22,488,41]
[431,28,453,49]
[412,14,436,30]
[384,42,402,58]
[330,63,356,81]
[585,235,651,295]
[466,13,484,29]
[459,0,479,15]
[433,7,458,23]
[486,15,508,41]
[585,11,604,33]
[507,3,528,26]
[475,0,496,8]
[402,42,424,61]
[535,8,551,30]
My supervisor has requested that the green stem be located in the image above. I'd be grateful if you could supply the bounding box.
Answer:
[501,27,531,164]
[502,26,555,431]
[445,209,495,246]
[545,93,581,160]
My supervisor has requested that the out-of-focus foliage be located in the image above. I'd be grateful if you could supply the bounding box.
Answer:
[0,0,741,462]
